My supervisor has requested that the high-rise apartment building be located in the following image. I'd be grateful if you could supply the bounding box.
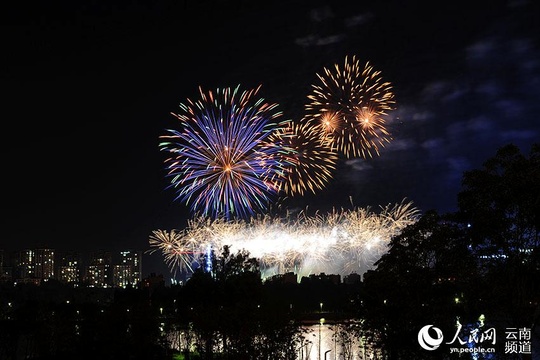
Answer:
[15,249,36,280]
[112,250,142,288]
[56,251,81,286]
[0,250,10,282]
[2,248,145,288]
[35,248,55,280]
[85,251,112,288]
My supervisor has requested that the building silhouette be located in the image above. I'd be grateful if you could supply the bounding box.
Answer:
[113,250,142,288]
[85,250,113,288]
[35,248,55,281]
[14,249,39,284]
[0,248,145,288]
[56,250,81,286]
[343,272,362,285]
[0,250,11,282]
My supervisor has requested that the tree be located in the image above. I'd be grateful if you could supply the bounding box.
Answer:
[177,246,303,359]
[362,210,479,359]
[456,143,540,327]
[361,144,540,359]
[457,143,540,256]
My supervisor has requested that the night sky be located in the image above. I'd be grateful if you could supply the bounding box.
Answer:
[3,0,540,277]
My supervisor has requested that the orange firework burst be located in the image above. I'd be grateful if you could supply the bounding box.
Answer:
[273,120,338,196]
[306,55,395,159]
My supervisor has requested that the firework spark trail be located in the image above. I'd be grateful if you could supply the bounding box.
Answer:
[306,56,395,159]
[272,120,338,196]
[148,229,200,274]
[150,200,420,278]
[159,85,294,220]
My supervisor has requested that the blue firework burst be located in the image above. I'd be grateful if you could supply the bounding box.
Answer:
[160,85,292,220]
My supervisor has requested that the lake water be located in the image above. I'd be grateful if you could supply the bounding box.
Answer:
[299,323,375,360]
[164,322,380,359]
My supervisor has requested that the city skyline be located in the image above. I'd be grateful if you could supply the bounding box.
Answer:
[0,248,144,288]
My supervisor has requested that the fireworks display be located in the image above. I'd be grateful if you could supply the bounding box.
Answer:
[154,56,407,280]
[149,201,419,278]
[306,55,395,159]
[272,120,338,196]
[159,85,294,220]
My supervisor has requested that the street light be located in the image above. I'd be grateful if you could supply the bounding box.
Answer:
[319,318,325,360]
[324,349,331,360]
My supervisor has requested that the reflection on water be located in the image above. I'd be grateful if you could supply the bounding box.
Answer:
[299,324,378,360]
[164,322,381,359]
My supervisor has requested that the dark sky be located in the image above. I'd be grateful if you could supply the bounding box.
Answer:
[3,0,540,277]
